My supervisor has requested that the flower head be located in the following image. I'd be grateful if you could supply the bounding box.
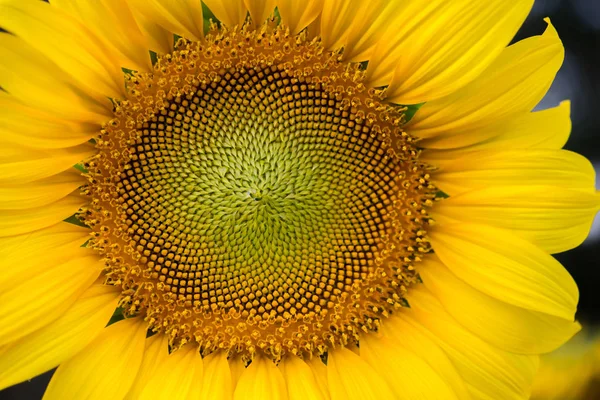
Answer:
[0,0,598,399]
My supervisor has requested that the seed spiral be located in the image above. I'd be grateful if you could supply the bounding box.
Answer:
[82,24,435,361]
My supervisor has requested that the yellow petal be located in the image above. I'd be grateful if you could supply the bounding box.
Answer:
[0,284,119,390]
[128,0,204,41]
[433,187,600,253]
[0,193,86,237]
[0,96,98,149]
[233,355,288,400]
[305,13,321,38]
[304,356,330,398]
[51,0,152,71]
[0,34,112,123]
[474,100,571,150]
[0,144,94,184]
[0,222,89,288]
[431,149,595,196]
[366,0,533,105]
[205,0,247,27]
[429,223,579,320]
[326,347,396,400]
[139,344,204,400]
[43,317,147,400]
[243,0,276,26]
[381,317,470,400]
[341,0,400,62]
[318,0,359,51]
[229,356,246,388]
[421,102,572,166]
[1,0,125,100]
[280,355,328,400]
[421,255,581,354]
[408,19,562,144]
[124,334,170,400]
[132,11,174,55]
[360,333,459,399]
[404,287,540,400]
[0,171,84,210]
[200,351,233,400]
[0,252,101,346]
[277,0,322,35]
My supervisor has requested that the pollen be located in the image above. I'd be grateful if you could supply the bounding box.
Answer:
[81,24,436,362]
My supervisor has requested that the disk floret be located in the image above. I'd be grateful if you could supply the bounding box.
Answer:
[81,24,436,361]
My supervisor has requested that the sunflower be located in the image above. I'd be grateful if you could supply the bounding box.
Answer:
[0,0,598,398]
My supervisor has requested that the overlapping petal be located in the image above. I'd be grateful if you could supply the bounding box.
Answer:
[381,317,471,399]
[200,352,233,400]
[125,334,170,399]
[0,222,89,283]
[340,0,400,61]
[205,0,247,27]
[366,0,533,104]
[421,255,581,354]
[404,288,540,399]
[132,11,174,54]
[128,0,204,41]
[0,35,112,124]
[0,95,99,149]
[0,171,84,210]
[0,194,87,237]
[138,344,204,399]
[421,101,572,166]
[431,149,595,196]
[430,223,579,320]
[433,188,600,253]
[305,357,330,398]
[51,0,152,71]
[1,0,126,100]
[277,0,322,35]
[233,356,288,400]
[326,347,396,400]
[0,144,93,185]
[0,251,101,346]
[280,355,328,400]
[360,333,460,399]
[43,318,147,400]
[408,19,562,147]
[243,0,276,26]
[0,284,119,390]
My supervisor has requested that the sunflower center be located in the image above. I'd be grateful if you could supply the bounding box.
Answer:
[82,25,435,361]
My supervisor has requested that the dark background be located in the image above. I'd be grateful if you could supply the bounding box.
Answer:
[2,1,599,398]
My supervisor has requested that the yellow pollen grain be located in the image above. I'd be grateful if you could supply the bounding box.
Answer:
[81,24,435,362]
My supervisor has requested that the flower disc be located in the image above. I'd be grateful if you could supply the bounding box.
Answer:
[83,25,435,360]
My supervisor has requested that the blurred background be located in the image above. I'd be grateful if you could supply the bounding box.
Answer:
[2,0,599,398]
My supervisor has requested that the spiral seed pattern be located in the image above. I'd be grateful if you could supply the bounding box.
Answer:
[82,25,435,361]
